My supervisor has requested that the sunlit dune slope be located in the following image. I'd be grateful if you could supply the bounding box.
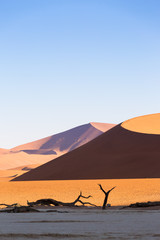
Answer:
[122,113,160,134]
[90,122,115,132]
[0,169,27,182]
[0,122,115,170]
[0,165,39,182]
[9,164,40,171]
[13,113,160,181]
[0,148,9,154]
[0,152,54,170]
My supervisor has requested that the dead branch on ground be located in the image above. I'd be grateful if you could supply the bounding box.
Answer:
[127,201,160,208]
[0,203,18,208]
[0,206,39,213]
[27,192,97,208]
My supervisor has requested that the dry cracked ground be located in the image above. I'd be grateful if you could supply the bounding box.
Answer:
[0,208,160,240]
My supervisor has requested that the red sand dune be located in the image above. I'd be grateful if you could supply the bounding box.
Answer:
[12,113,160,181]
[122,113,160,134]
[0,122,115,170]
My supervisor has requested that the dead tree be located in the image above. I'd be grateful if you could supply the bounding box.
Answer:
[0,206,39,213]
[27,191,97,208]
[128,201,160,208]
[98,184,116,209]
[0,203,18,208]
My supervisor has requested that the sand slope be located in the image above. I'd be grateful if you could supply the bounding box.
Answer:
[13,113,160,181]
[0,123,115,171]
[122,113,160,134]
[0,151,55,170]
[0,148,9,154]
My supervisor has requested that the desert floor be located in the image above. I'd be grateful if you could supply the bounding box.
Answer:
[0,208,160,239]
[0,178,160,206]
[0,178,160,240]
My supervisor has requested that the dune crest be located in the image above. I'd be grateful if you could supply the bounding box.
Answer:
[90,122,115,132]
[122,113,160,134]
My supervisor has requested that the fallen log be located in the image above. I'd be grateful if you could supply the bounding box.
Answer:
[128,201,160,208]
[0,206,39,213]
[27,192,97,208]
[0,203,18,208]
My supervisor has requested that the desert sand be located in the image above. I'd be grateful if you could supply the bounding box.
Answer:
[90,122,115,132]
[0,178,160,239]
[0,123,115,175]
[0,152,53,170]
[1,178,160,206]
[0,170,28,182]
[122,113,160,134]
[0,164,41,182]
[13,113,160,181]
[0,148,9,154]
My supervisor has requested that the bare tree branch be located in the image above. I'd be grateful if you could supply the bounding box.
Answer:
[27,192,95,208]
[98,184,116,210]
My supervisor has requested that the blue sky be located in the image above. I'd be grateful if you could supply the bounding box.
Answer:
[0,0,160,148]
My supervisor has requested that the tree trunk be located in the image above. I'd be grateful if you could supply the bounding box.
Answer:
[98,184,116,210]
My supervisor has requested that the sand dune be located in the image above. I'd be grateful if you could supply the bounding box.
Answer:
[122,113,160,134]
[0,151,55,170]
[0,148,9,154]
[0,164,40,181]
[13,113,160,181]
[0,169,27,182]
[0,122,115,170]
[90,122,115,132]
[11,122,114,154]
[10,164,40,171]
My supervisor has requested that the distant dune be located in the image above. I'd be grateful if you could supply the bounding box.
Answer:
[0,169,27,181]
[0,151,55,170]
[12,113,160,181]
[0,122,115,171]
[9,164,40,171]
[0,148,9,154]
[11,122,115,154]
[90,122,115,132]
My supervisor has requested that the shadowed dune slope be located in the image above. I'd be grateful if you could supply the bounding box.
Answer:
[12,115,160,181]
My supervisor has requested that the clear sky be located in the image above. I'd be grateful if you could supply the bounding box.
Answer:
[0,0,160,148]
